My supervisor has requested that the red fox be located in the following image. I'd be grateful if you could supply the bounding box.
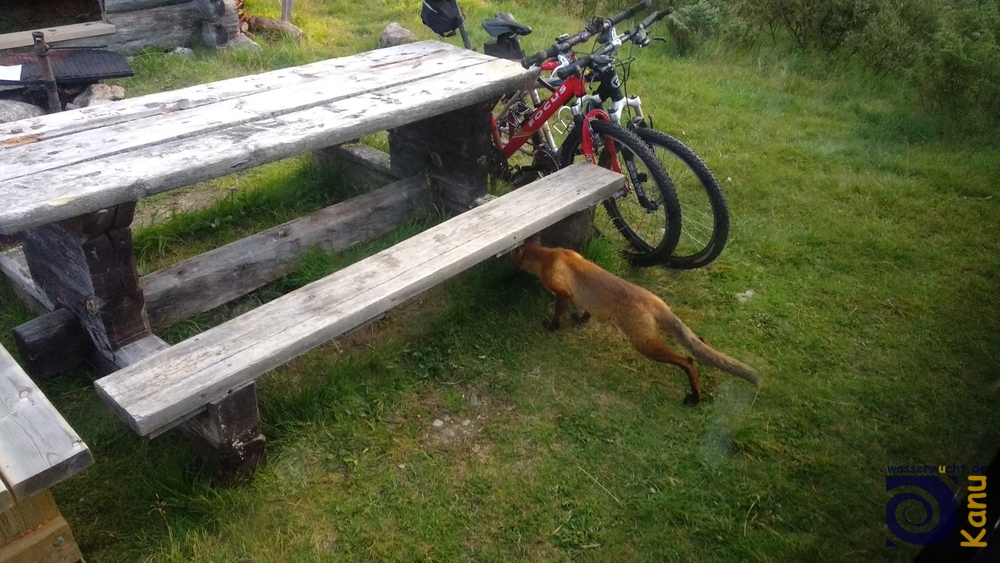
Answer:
[509,236,761,405]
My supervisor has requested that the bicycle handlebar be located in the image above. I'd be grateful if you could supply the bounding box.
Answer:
[551,7,673,80]
[638,6,672,30]
[609,0,653,26]
[521,0,652,69]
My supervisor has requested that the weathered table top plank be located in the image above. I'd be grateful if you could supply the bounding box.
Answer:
[0,46,490,182]
[0,41,537,235]
[95,163,625,436]
[0,344,94,501]
[0,41,461,144]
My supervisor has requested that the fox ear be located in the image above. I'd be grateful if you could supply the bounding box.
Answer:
[525,234,541,245]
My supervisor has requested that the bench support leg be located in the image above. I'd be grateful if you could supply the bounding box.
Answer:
[19,202,150,360]
[179,383,268,484]
[0,491,84,563]
[388,99,495,215]
[19,206,268,483]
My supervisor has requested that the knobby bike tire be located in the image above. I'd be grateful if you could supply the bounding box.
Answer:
[632,127,730,269]
[559,119,682,267]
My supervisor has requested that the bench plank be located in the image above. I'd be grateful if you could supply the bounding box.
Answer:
[0,41,462,144]
[95,163,624,436]
[0,46,493,182]
[142,174,432,328]
[0,58,536,235]
[0,345,94,501]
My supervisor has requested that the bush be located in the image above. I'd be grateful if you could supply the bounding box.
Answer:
[725,0,1000,129]
[911,1,1000,119]
[727,0,873,52]
[664,0,725,54]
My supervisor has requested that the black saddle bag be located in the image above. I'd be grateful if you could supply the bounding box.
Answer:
[421,0,461,36]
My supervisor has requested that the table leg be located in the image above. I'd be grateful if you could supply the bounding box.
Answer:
[388,100,495,215]
[19,202,149,358]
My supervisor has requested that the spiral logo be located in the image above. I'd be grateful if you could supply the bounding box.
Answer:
[885,475,957,546]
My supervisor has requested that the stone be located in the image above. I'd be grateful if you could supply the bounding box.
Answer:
[432,419,445,427]
[72,84,125,108]
[227,33,263,53]
[0,99,45,123]
[170,47,195,59]
[378,22,417,49]
[202,20,229,49]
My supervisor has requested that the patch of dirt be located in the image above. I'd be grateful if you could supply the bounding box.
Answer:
[133,182,237,228]
[415,388,513,461]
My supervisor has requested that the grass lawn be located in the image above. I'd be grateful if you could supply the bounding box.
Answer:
[2,0,999,561]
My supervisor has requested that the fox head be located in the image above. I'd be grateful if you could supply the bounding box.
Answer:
[509,235,543,271]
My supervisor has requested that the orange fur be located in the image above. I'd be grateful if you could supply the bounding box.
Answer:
[510,237,761,405]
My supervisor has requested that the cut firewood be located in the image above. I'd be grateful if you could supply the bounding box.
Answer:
[247,15,302,40]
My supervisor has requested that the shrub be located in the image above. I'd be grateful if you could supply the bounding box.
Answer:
[727,0,873,52]
[725,0,1000,129]
[911,1,1000,119]
[664,0,725,54]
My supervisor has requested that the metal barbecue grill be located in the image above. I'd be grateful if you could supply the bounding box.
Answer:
[0,48,133,86]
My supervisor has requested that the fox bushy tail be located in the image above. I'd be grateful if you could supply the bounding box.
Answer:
[659,312,762,386]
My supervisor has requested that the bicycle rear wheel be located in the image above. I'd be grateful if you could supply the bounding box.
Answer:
[559,119,682,267]
[632,127,730,269]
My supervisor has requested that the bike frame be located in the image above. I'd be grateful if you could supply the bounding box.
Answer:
[491,74,581,159]
[491,71,628,194]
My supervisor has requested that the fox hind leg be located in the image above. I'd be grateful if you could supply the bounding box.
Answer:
[631,335,702,406]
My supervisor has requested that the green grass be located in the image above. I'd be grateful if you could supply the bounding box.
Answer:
[3,1,999,561]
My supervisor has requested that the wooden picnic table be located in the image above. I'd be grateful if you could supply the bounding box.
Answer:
[0,40,545,480]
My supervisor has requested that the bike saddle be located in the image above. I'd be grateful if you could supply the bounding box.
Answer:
[482,13,532,38]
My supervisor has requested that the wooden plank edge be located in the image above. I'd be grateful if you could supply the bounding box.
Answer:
[0,21,116,50]
[0,345,95,500]
[10,448,94,502]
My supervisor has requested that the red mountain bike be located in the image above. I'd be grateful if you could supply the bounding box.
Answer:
[481,2,682,266]
[482,3,730,269]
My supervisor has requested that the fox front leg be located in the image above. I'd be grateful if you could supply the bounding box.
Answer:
[571,311,591,326]
[543,293,571,332]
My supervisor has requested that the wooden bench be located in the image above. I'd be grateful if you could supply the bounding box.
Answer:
[0,344,92,562]
[93,163,624,439]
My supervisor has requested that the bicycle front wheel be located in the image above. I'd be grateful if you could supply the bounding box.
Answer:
[560,119,682,267]
[633,127,730,269]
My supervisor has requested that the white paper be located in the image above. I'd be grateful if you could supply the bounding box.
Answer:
[0,65,22,82]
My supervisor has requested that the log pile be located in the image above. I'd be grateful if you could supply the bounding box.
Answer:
[52,0,240,52]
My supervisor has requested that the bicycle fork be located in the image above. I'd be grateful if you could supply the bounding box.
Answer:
[581,111,659,212]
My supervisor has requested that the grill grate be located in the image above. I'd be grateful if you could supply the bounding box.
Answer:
[0,49,133,86]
